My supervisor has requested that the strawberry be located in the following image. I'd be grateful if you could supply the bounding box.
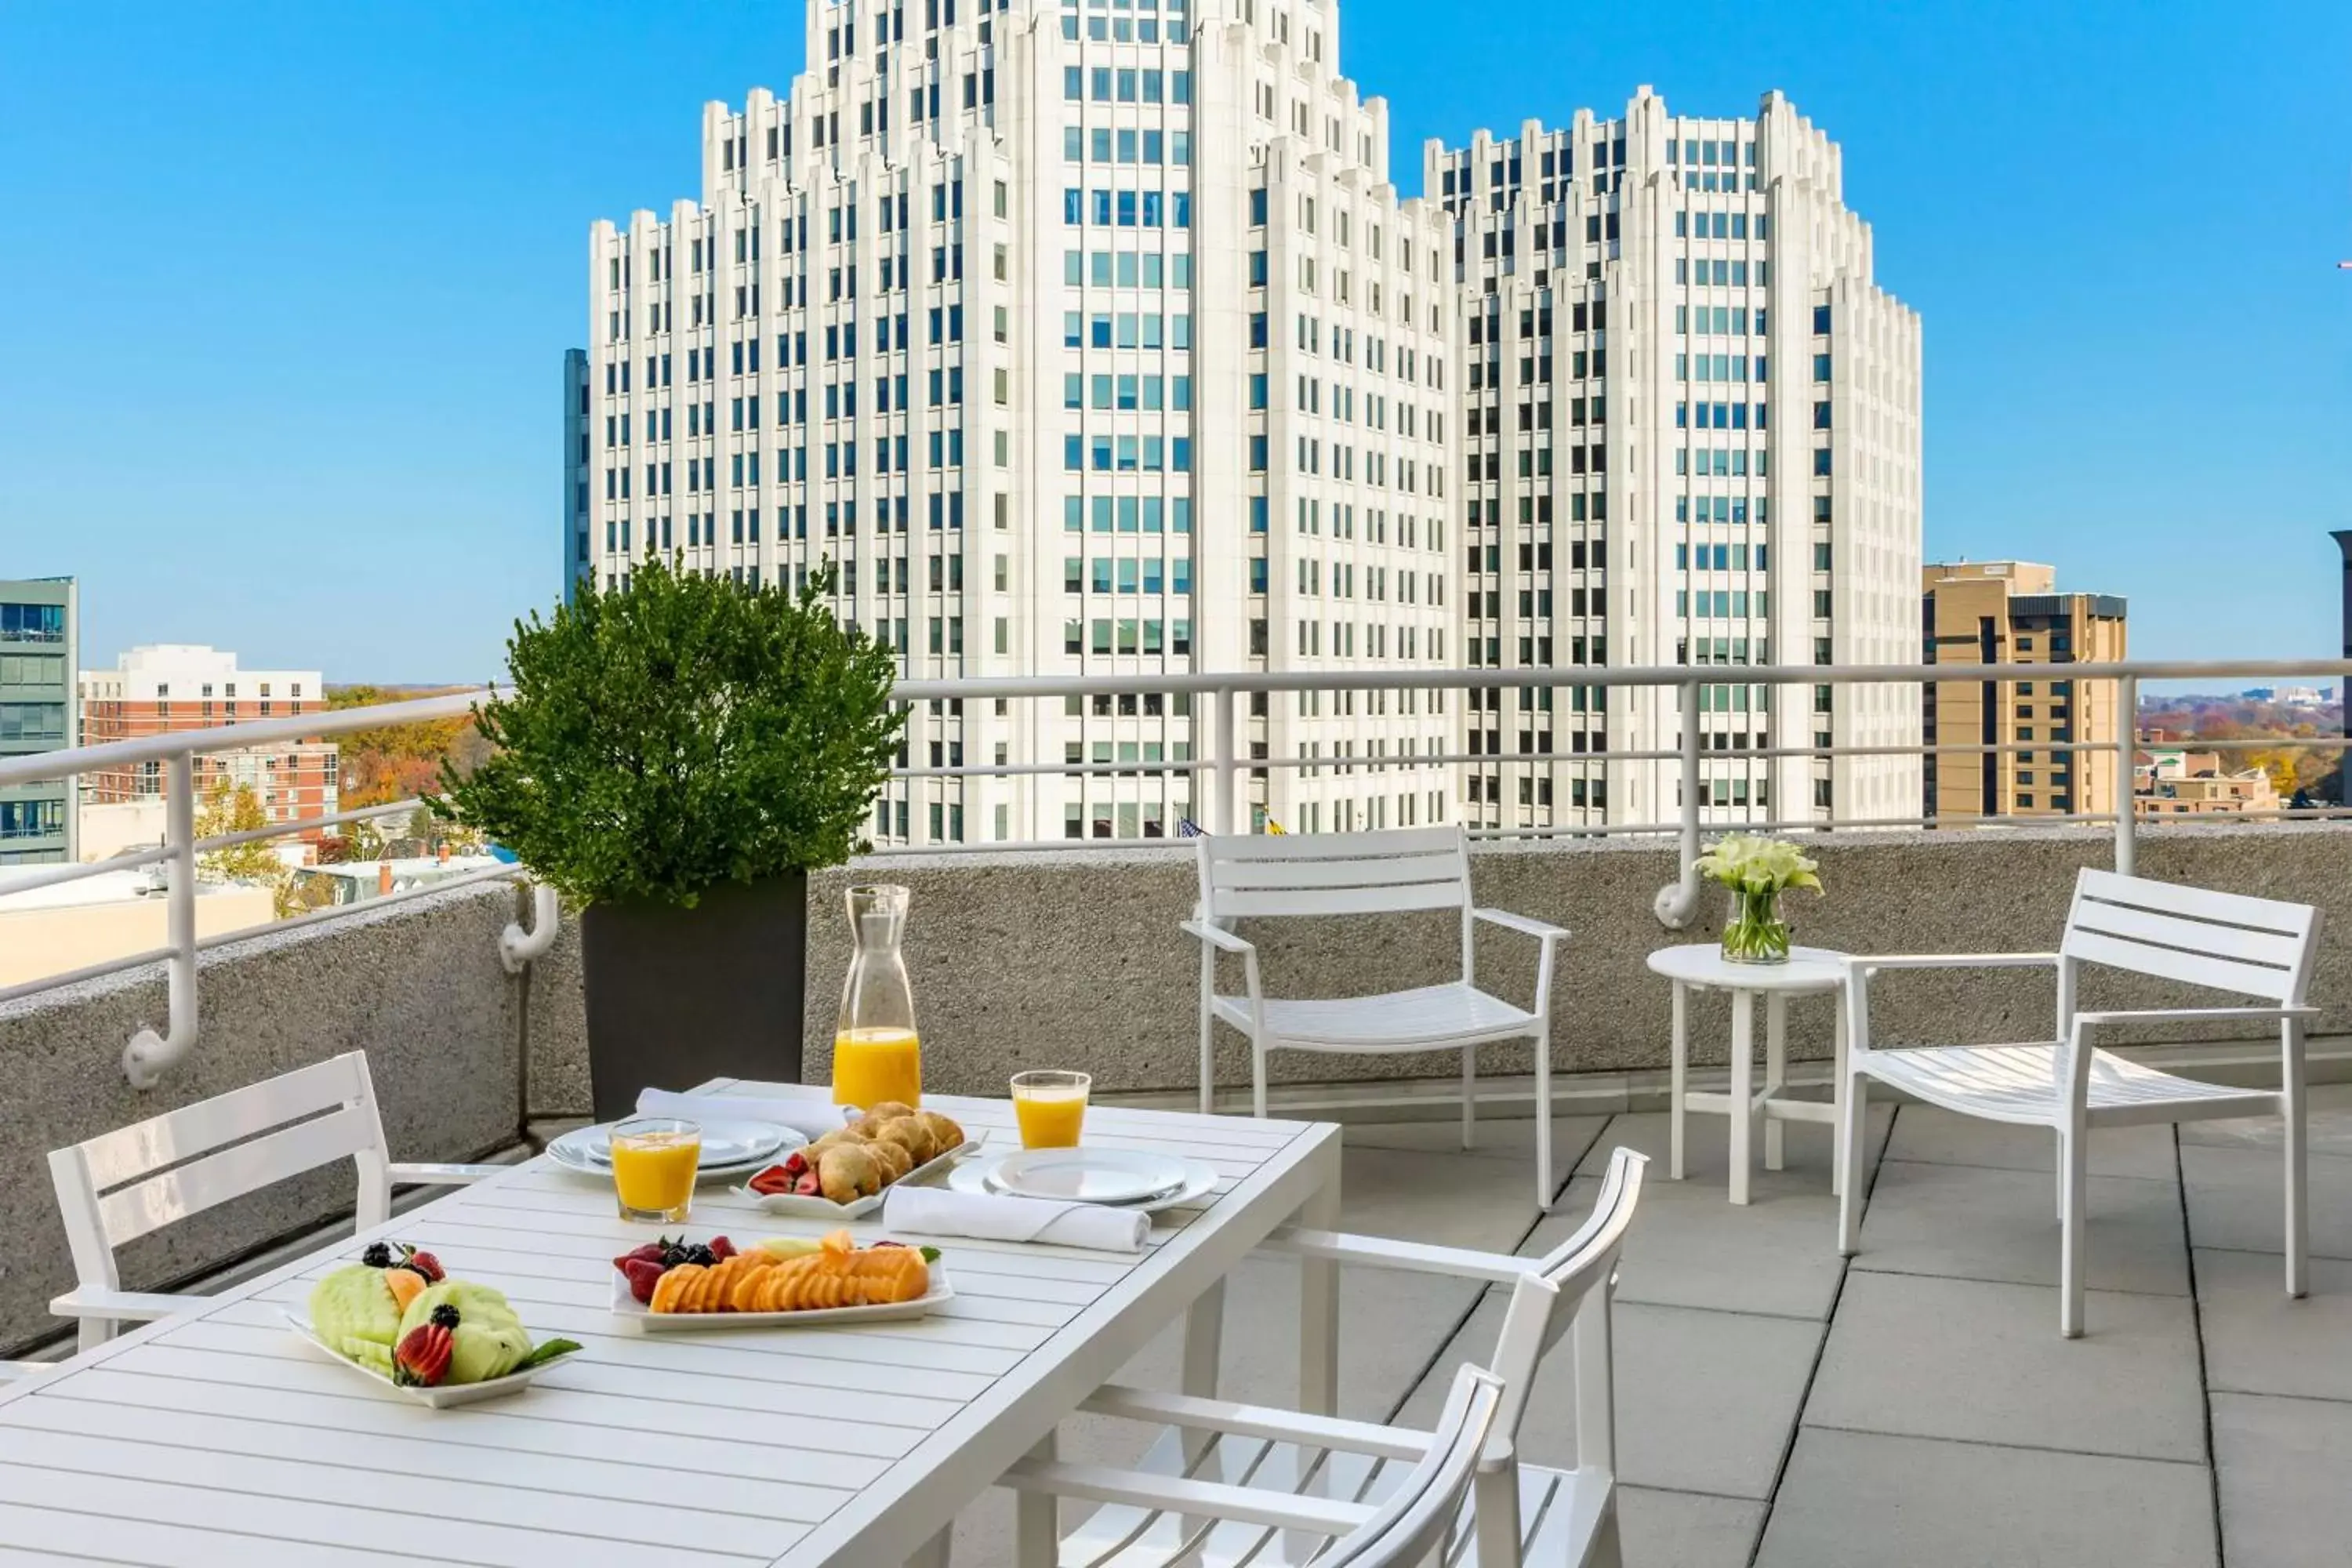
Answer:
[622,1257,666,1305]
[628,1241,667,1263]
[401,1249,445,1283]
[394,1322,454,1386]
[709,1236,735,1261]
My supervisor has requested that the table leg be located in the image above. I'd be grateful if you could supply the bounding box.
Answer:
[1014,1432,1056,1567]
[1729,990,1755,1206]
[1831,991,1850,1199]
[1299,1138,1341,1417]
[1668,982,1688,1181]
[1764,992,1788,1173]
[1180,1277,1226,1466]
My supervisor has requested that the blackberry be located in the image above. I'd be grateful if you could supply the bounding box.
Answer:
[430,1303,461,1329]
[361,1242,394,1269]
[684,1244,717,1268]
[661,1245,690,1269]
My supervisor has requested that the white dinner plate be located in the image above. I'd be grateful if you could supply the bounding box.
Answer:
[734,1139,981,1220]
[284,1313,571,1408]
[610,1258,953,1332]
[989,1146,1191,1204]
[950,1153,1221,1214]
[545,1120,803,1180]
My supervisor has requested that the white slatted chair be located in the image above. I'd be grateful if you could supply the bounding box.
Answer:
[1188,826,1570,1204]
[47,1051,506,1351]
[1838,868,2325,1337]
[1000,1147,1647,1567]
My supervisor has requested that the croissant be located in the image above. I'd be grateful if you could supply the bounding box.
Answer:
[914,1110,966,1155]
[862,1101,919,1126]
[747,1232,929,1311]
[869,1116,936,1167]
[818,1143,883,1204]
[866,1138,915,1184]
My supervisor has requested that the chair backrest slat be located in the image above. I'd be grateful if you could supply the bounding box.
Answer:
[1198,827,1472,923]
[2061,869,2321,1004]
[75,1054,372,1190]
[1479,1145,1645,1454]
[93,1102,383,1248]
[1313,1365,1503,1567]
[50,1051,391,1261]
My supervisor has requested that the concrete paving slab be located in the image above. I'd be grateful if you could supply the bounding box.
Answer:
[2211,1391,2352,1568]
[1756,1427,2216,1568]
[1572,1103,1893,1198]
[1616,1486,1763,1568]
[1331,1138,1552,1252]
[1805,1271,2207,1462]
[2193,1247,2352,1401]
[2180,1140,2352,1260]
[2178,1080,2352,1157]
[1392,1292,1823,1500]
[1885,1103,2180,1180]
[1547,1171,1847,1319]
[1343,1112,1610,1172]
[1855,1158,2190,1297]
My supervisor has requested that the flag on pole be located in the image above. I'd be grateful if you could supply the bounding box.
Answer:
[1177,818,1205,837]
[1264,818,1288,835]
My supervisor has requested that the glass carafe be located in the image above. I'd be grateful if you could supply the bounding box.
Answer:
[832,884,922,1109]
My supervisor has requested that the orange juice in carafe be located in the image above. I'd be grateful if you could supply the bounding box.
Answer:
[833,1026,923,1109]
[833,885,921,1109]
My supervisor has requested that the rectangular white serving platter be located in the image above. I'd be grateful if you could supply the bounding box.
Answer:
[282,1312,568,1408]
[609,1261,954,1332]
[732,1139,981,1219]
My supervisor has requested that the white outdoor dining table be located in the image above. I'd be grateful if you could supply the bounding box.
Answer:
[0,1080,1343,1568]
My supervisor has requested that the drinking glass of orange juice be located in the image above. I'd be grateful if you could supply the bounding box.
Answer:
[609,1117,700,1223]
[1011,1071,1091,1149]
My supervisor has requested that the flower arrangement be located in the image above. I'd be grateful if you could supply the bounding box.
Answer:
[1693,834,1822,964]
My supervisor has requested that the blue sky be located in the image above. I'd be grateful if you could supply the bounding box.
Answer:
[1,0,2345,682]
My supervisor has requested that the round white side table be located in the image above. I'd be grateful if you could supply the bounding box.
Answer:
[1646,944,1853,1204]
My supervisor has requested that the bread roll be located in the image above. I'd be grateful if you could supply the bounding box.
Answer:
[862,1100,918,1126]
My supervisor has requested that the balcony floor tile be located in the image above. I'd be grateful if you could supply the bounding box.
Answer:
[1856,1156,2190,1297]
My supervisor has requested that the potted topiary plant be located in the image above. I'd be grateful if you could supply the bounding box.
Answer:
[439,559,902,1119]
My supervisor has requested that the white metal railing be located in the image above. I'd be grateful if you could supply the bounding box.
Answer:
[3,658,2347,1085]
[0,690,556,1087]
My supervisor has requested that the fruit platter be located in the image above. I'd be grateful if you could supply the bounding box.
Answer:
[611,1229,953,1333]
[738,1102,978,1218]
[287,1241,582,1408]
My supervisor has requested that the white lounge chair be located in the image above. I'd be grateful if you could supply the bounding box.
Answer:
[1000,1147,1647,1566]
[48,1051,506,1350]
[1838,868,2325,1337]
[1187,826,1570,1204]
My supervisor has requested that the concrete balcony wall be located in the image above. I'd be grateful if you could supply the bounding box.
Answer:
[524,824,2352,1111]
[0,884,526,1356]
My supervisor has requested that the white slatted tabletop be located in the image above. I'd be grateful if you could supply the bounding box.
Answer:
[0,1082,1342,1568]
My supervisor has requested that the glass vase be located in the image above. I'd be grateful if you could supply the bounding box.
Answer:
[1721,885,1791,965]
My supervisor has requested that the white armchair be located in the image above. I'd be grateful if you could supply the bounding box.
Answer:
[1188,826,1570,1204]
[1838,869,2325,1337]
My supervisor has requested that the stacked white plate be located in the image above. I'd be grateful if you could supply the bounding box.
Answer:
[544,1120,804,1183]
[949,1146,1220,1214]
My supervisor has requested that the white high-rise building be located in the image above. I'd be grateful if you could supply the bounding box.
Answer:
[1430,89,1923,835]
[583,0,1457,845]
[582,12,1922,846]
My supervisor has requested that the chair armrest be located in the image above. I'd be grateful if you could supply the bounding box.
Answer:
[1083,1384,1434,1461]
[388,1162,507,1186]
[1472,908,1569,942]
[2074,1006,2321,1027]
[1179,918,1257,956]
[50,1287,207,1323]
[1260,1225,1540,1286]
[1847,952,2062,974]
[1002,1457,1374,1537]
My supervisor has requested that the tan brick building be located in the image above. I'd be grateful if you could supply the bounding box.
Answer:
[1921,561,2126,822]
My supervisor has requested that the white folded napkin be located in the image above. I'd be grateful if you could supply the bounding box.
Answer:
[884,1184,1151,1253]
[633,1087,846,1142]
